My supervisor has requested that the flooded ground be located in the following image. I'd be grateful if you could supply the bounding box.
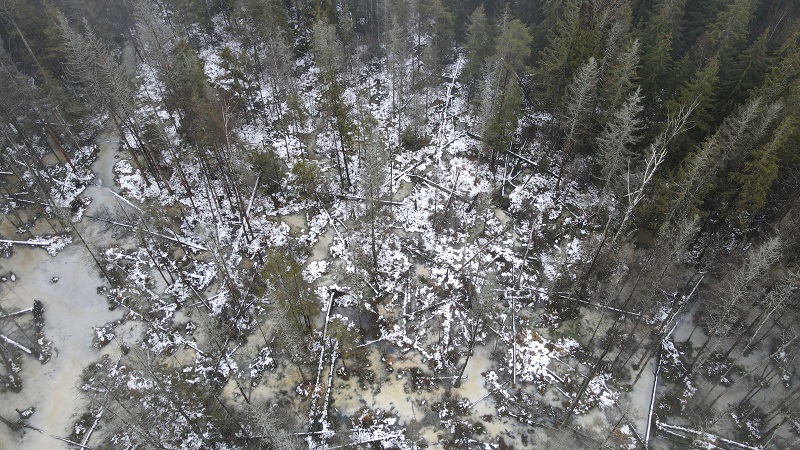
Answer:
[0,244,125,449]
[0,64,132,447]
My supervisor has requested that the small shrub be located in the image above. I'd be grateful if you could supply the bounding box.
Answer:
[400,129,431,151]
[291,160,321,198]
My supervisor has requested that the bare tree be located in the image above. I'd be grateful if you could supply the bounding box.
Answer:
[585,103,694,277]
[691,235,783,375]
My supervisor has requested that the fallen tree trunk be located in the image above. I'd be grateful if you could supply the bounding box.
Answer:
[0,333,33,354]
[0,307,33,319]
[84,215,207,251]
[333,193,403,206]
[409,174,469,203]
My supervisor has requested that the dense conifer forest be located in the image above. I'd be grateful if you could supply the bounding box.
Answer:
[1,0,799,448]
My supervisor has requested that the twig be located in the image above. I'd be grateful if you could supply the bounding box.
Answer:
[557,294,641,317]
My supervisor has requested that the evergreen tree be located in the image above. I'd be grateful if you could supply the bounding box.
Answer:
[678,0,720,54]
[262,249,318,333]
[236,0,294,110]
[0,0,68,80]
[706,0,761,122]
[58,15,136,121]
[556,56,599,190]
[535,0,582,110]
[599,38,640,121]
[360,113,388,274]
[664,57,720,167]
[716,28,771,116]
[313,18,354,189]
[536,0,564,52]
[461,4,494,98]
[726,115,796,226]
[657,96,782,226]
[481,72,523,173]
[494,14,532,78]
[692,235,783,375]
[418,0,454,71]
[754,32,800,103]
[597,87,644,197]
[636,0,686,115]
[599,5,633,72]
[478,16,532,173]
[384,3,411,142]
[707,0,758,58]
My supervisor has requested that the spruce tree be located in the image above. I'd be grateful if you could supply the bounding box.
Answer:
[461,5,494,98]
[599,39,640,121]
[664,57,720,167]
[556,56,599,190]
[716,29,771,117]
[636,0,686,115]
[597,87,644,197]
[535,0,582,110]
[478,16,532,173]
[726,115,795,226]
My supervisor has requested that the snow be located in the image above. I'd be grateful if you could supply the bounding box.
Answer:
[2,11,754,450]
[304,260,329,282]
[0,235,72,256]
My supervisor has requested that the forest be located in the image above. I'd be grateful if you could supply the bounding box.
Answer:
[0,0,799,448]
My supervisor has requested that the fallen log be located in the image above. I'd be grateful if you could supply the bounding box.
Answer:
[333,193,403,206]
[0,238,65,248]
[84,215,207,251]
[409,174,469,203]
[0,307,33,319]
[0,333,33,354]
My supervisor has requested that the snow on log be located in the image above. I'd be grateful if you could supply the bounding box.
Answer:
[0,307,34,319]
[0,334,33,354]
[109,190,143,214]
[644,347,661,448]
[557,294,641,317]
[85,215,207,251]
[383,159,425,189]
[49,434,94,449]
[0,235,71,256]
[325,432,405,449]
[81,411,101,447]
[656,421,761,450]
[409,174,470,203]
[334,193,403,206]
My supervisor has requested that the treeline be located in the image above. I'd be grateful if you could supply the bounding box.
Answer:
[3,0,798,231]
